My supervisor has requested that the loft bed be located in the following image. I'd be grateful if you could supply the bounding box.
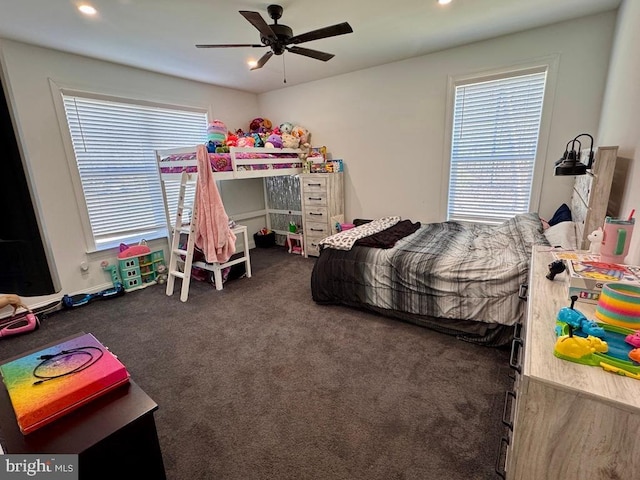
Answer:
[155,145,321,300]
[156,144,323,237]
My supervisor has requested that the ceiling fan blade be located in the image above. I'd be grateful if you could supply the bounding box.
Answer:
[288,22,353,45]
[196,44,264,48]
[251,51,274,70]
[239,10,277,40]
[287,46,334,62]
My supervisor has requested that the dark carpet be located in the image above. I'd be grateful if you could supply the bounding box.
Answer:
[0,247,511,480]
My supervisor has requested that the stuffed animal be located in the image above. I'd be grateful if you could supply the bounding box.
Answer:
[207,120,227,144]
[298,142,312,161]
[261,118,273,131]
[252,133,264,147]
[155,264,168,285]
[588,228,603,254]
[249,117,263,133]
[237,136,255,148]
[249,117,273,133]
[280,122,294,135]
[281,133,299,149]
[226,133,239,147]
[291,125,310,144]
[265,134,283,148]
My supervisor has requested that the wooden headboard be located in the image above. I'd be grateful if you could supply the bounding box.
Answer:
[570,145,619,249]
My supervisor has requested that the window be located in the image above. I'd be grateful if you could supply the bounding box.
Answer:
[61,93,207,251]
[447,69,547,224]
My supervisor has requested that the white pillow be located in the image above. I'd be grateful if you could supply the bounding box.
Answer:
[544,221,578,250]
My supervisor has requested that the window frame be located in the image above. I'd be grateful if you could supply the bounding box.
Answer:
[50,79,208,252]
[441,56,559,223]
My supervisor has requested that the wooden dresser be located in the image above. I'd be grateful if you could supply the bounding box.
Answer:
[570,145,619,249]
[299,173,344,257]
[500,246,640,479]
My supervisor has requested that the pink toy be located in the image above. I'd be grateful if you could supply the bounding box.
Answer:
[237,136,255,148]
[0,312,39,338]
[226,133,239,147]
[625,332,640,348]
[117,241,151,259]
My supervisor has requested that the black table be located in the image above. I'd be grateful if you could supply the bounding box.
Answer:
[0,335,166,480]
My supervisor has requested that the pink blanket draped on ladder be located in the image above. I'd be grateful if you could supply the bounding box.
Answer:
[194,144,236,263]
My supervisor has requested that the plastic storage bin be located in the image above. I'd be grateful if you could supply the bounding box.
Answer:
[254,231,276,248]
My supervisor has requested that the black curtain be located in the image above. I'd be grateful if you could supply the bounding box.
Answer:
[0,80,56,296]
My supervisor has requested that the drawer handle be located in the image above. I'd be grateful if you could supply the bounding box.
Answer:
[518,284,528,300]
[513,322,523,339]
[501,390,516,430]
[307,183,322,187]
[509,337,523,374]
[511,323,523,376]
[309,212,323,216]
[308,197,322,201]
[495,436,509,479]
[310,228,325,232]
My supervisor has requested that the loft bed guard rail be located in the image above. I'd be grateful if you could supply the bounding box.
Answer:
[155,145,321,180]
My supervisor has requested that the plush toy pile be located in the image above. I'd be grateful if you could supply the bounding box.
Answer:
[206,117,311,153]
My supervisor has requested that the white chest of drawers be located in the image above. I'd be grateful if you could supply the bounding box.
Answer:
[299,173,344,257]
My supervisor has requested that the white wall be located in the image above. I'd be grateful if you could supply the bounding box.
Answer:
[258,12,616,225]
[0,40,259,309]
[597,0,640,265]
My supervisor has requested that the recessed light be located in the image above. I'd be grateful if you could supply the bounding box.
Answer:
[247,60,258,69]
[78,4,97,16]
[438,0,452,5]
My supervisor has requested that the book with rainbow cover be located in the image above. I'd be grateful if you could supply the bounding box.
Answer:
[0,333,130,434]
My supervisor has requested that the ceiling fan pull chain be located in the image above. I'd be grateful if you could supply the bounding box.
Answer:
[283,55,287,84]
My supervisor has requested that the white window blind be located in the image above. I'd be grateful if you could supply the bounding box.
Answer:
[62,94,207,250]
[447,70,546,224]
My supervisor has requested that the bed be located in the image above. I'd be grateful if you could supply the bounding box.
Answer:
[311,213,551,346]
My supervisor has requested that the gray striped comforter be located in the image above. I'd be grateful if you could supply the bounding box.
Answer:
[311,213,548,326]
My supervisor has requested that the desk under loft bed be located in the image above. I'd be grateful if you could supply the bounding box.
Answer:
[155,146,319,301]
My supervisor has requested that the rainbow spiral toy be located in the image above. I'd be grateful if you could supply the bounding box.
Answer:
[595,283,640,329]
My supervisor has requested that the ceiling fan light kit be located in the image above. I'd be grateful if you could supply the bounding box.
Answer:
[196,4,353,70]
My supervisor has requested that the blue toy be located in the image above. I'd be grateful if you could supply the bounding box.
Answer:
[61,260,125,309]
[557,297,606,338]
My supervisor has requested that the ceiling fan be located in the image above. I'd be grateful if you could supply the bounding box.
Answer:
[195,4,353,70]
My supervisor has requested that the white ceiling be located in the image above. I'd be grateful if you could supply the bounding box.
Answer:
[0,0,622,94]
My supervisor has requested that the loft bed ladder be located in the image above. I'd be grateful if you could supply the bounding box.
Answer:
[165,171,251,302]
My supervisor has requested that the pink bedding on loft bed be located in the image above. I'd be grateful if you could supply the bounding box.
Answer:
[158,151,302,174]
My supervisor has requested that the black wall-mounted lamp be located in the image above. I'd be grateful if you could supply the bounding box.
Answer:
[554,133,595,176]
